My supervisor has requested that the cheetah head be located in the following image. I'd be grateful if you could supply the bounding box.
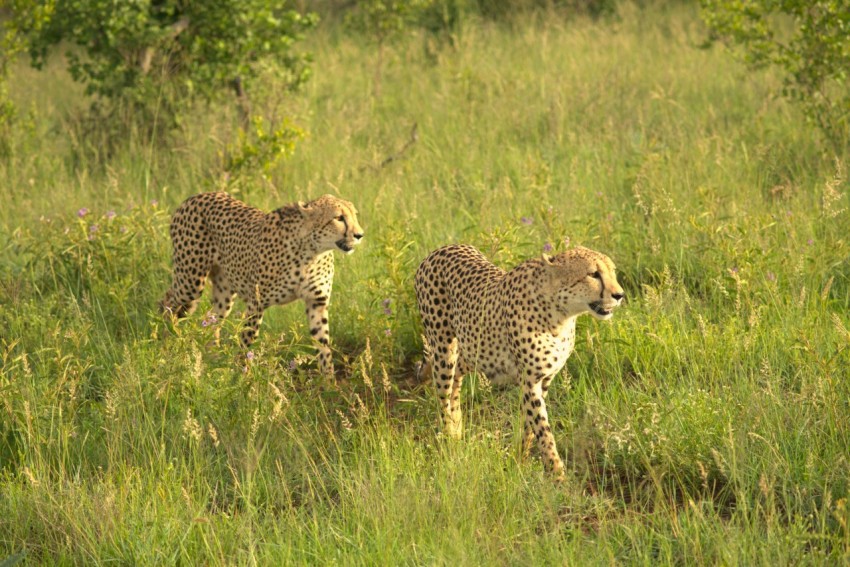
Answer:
[299,194,364,254]
[542,246,624,320]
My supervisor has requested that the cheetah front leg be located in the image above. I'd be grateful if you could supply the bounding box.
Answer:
[305,297,334,376]
[430,337,462,437]
[240,301,265,349]
[209,265,236,346]
[522,373,554,458]
[522,374,565,481]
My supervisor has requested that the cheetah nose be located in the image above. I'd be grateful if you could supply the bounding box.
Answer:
[354,232,364,240]
[612,292,625,301]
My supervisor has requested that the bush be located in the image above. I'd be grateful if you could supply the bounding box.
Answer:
[701,0,850,152]
[7,0,316,138]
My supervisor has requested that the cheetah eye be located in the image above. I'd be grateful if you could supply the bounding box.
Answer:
[336,215,345,222]
[590,271,602,279]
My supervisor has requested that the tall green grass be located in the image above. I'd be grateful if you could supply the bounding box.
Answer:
[1,3,849,564]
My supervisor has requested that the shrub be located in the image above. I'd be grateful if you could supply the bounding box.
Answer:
[7,0,316,138]
[701,0,850,152]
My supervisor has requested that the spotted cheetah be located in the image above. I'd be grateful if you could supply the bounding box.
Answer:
[160,192,364,375]
[414,244,624,479]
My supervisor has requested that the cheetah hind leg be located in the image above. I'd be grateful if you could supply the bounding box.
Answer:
[414,334,433,383]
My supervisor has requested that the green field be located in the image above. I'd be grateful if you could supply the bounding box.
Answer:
[2,2,849,564]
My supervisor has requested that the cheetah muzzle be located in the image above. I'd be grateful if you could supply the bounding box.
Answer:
[159,192,364,376]
[589,300,616,319]
[415,244,624,481]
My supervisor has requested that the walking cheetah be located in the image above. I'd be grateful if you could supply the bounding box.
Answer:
[160,192,364,375]
[414,244,624,479]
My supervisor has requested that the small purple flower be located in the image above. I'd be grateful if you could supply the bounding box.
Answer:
[807,238,814,246]
[120,226,127,233]
[382,298,391,308]
[201,311,218,327]
[520,216,533,225]
[77,208,89,218]
[246,351,255,361]
[288,359,298,371]
[150,199,159,207]
[384,328,392,337]
[89,224,99,234]
[596,191,603,197]
[563,237,571,248]
[383,308,392,316]
[106,210,117,220]
[730,266,739,274]
[766,271,776,282]
[542,242,553,253]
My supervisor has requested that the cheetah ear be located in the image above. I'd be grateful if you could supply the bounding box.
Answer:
[297,201,312,216]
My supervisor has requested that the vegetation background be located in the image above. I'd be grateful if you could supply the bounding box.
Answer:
[1,0,849,564]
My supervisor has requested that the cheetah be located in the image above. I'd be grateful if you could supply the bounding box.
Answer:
[159,192,364,375]
[414,244,624,479]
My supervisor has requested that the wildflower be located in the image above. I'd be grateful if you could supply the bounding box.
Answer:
[201,311,218,327]
[246,351,255,361]
[120,226,128,233]
[150,199,159,207]
[520,216,533,225]
[77,207,89,218]
[730,266,739,274]
[384,328,392,337]
[90,224,99,234]
[766,272,776,282]
[542,242,553,253]
[106,210,117,220]
[383,307,392,316]
[807,238,814,246]
[563,236,571,248]
[289,359,297,371]
[382,298,391,308]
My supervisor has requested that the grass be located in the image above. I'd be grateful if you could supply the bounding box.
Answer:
[1,2,849,564]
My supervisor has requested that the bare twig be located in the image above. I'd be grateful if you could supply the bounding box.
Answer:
[231,76,251,131]
[360,123,419,173]
[140,17,190,75]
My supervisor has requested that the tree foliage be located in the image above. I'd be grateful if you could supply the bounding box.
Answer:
[701,0,850,151]
[6,0,316,131]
